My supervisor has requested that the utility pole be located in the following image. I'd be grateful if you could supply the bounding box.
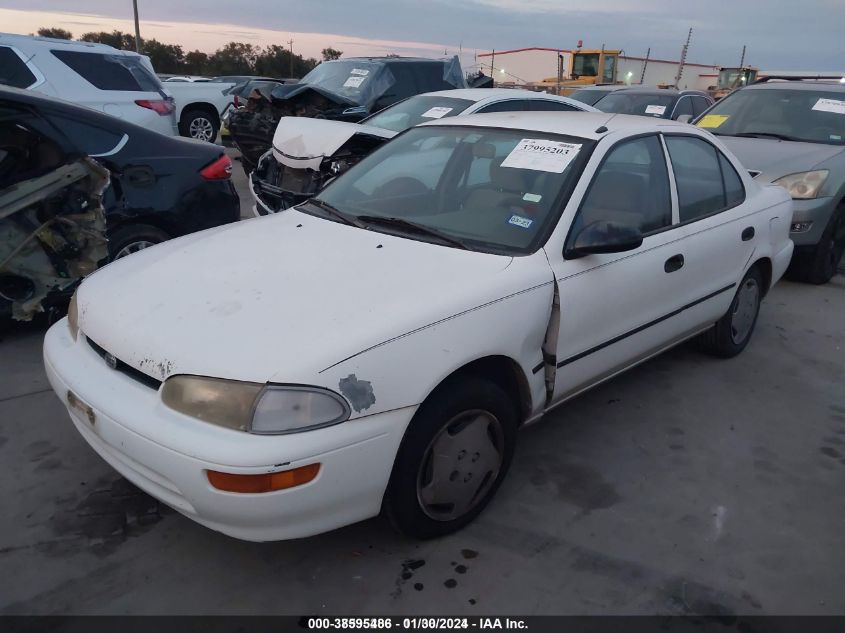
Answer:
[132,0,142,53]
[674,27,692,88]
[288,38,294,77]
[639,47,650,84]
[490,50,495,77]
[739,45,746,67]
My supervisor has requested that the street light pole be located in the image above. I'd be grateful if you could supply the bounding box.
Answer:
[132,0,142,53]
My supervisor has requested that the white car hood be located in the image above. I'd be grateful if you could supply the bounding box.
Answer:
[77,210,513,384]
[272,117,395,170]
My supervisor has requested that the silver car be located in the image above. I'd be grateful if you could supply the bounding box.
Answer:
[694,79,845,283]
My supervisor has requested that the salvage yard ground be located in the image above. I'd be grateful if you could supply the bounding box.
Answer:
[1,158,844,615]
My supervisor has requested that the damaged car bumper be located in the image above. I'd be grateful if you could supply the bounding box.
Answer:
[44,319,414,541]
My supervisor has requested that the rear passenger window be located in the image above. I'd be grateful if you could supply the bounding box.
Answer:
[529,100,579,112]
[692,96,711,117]
[51,50,161,92]
[476,100,528,113]
[672,97,693,119]
[0,47,37,89]
[49,115,125,156]
[665,136,742,222]
[720,154,745,207]
[574,135,672,235]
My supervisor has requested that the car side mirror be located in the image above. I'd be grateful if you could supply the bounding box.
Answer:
[675,114,693,124]
[564,221,644,259]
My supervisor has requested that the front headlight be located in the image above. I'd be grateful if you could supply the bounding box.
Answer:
[161,375,350,434]
[67,289,79,341]
[773,170,829,199]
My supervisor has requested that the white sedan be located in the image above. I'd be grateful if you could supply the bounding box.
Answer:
[44,112,794,541]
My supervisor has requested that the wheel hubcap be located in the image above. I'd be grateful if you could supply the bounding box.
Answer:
[114,240,156,260]
[189,117,214,141]
[730,278,759,344]
[416,410,504,521]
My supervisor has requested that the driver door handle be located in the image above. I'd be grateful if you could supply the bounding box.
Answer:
[664,254,685,273]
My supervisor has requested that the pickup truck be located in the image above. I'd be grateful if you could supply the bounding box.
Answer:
[163,82,237,142]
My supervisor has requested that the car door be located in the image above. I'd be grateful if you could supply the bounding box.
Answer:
[545,134,699,402]
[663,134,760,323]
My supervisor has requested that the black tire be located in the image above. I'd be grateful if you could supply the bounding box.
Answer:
[699,266,764,358]
[385,376,518,539]
[787,207,844,285]
[108,224,170,261]
[179,108,219,143]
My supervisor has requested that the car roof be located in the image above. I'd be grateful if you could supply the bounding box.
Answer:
[417,88,591,103]
[745,80,845,92]
[335,56,453,65]
[0,32,139,57]
[420,111,695,139]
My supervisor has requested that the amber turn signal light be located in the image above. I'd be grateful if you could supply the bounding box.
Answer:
[207,463,320,493]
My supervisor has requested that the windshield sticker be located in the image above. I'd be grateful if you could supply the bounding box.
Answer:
[508,214,534,229]
[523,193,542,202]
[831,134,843,141]
[645,104,667,115]
[812,98,845,115]
[421,106,454,119]
[350,68,370,76]
[697,114,730,129]
[501,139,582,173]
[343,75,367,88]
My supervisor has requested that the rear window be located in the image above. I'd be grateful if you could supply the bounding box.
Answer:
[569,89,610,106]
[594,93,677,117]
[363,95,473,133]
[51,50,162,93]
[0,46,37,89]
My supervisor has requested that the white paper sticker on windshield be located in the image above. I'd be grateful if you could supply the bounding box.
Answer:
[812,98,845,115]
[645,104,667,115]
[350,68,370,76]
[420,106,454,119]
[343,75,366,88]
[523,193,542,202]
[500,139,582,173]
[508,214,533,229]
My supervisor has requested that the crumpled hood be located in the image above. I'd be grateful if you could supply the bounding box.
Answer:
[76,210,513,384]
[272,117,395,170]
[719,136,845,182]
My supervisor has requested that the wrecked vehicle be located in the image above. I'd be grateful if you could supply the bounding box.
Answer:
[228,56,466,173]
[1,97,108,322]
[46,112,792,541]
[251,88,598,214]
[2,86,240,262]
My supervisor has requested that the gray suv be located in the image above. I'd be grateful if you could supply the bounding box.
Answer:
[694,79,845,283]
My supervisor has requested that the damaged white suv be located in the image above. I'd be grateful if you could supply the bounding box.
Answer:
[45,112,794,541]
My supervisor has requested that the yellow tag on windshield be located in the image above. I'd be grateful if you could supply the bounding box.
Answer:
[698,114,730,129]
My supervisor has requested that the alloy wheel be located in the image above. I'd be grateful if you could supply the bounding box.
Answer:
[114,240,156,260]
[189,117,215,142]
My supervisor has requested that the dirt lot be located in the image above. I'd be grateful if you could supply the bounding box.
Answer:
[1,162,843,615]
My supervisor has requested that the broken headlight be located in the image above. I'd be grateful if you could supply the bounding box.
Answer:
[67,289,79,341]
[161,376,350,434]
[773,170,829,199]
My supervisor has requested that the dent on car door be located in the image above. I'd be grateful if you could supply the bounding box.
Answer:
[663,134,758,323]
[545,134,698,402]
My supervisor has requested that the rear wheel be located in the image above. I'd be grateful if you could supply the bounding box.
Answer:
[788,207,844,284]
[180,108,219,143]
[108,224,170,261]
[386,376,518,539]
[699,266,763,358]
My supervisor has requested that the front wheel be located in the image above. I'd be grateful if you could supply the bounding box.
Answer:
[385,377,518,539]
[788,208,844,285]
[699,266,763,358]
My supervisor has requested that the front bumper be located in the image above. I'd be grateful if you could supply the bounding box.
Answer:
[789,196,838,247]
[43,320,414,541]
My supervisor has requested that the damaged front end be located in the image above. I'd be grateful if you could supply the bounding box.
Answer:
[251,117,392,214]
[0,157,109,321]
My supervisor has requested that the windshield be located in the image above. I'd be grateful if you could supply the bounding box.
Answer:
[295,60,389,107]
[307,126,593,254]
[697,87,845,145]
[569,89,610,106]
[362,96,474,133]
[593,93,676,117]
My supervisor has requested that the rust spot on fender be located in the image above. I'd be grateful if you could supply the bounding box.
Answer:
[338,374,376,413]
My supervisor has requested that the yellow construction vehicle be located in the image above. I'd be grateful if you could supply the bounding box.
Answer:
[709,66,758,100]
[532,48,621,95]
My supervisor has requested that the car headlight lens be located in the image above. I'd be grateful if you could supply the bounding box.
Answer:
[773,170,829,199]
[67,289,79,341]
[161,376,350,434]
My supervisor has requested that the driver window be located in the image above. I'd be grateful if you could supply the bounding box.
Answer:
[573,135,672,236]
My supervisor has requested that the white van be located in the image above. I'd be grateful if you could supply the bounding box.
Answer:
[0,33,177,136]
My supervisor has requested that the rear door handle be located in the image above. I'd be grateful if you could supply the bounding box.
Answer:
[664,254,684,273]
[741,227,755,241]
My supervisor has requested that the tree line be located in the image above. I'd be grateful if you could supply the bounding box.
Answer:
[35,27,344,78]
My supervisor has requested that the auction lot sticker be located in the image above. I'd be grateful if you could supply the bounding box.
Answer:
[421,106,453,119]
[812,98,845,115]
[645,104,667,115]
[343,76,366,88]
[697,114,730,129]
[501,139,582,173]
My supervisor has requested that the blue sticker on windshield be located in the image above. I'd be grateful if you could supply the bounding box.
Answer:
[508,214,533,229]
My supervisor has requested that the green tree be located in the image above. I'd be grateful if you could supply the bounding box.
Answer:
[206,42,259,76]
[321,47,343,61]
[36,27,73,40]
[79,30,136,51]
[254,44,316,79]
[184,50,210,76]
[142,39,185,74]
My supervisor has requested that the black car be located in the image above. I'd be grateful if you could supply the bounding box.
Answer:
[1,86,240,260]
[586,86,714,120]
[228,56,466,172]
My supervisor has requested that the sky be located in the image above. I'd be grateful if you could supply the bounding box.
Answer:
[1,0,844,72]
